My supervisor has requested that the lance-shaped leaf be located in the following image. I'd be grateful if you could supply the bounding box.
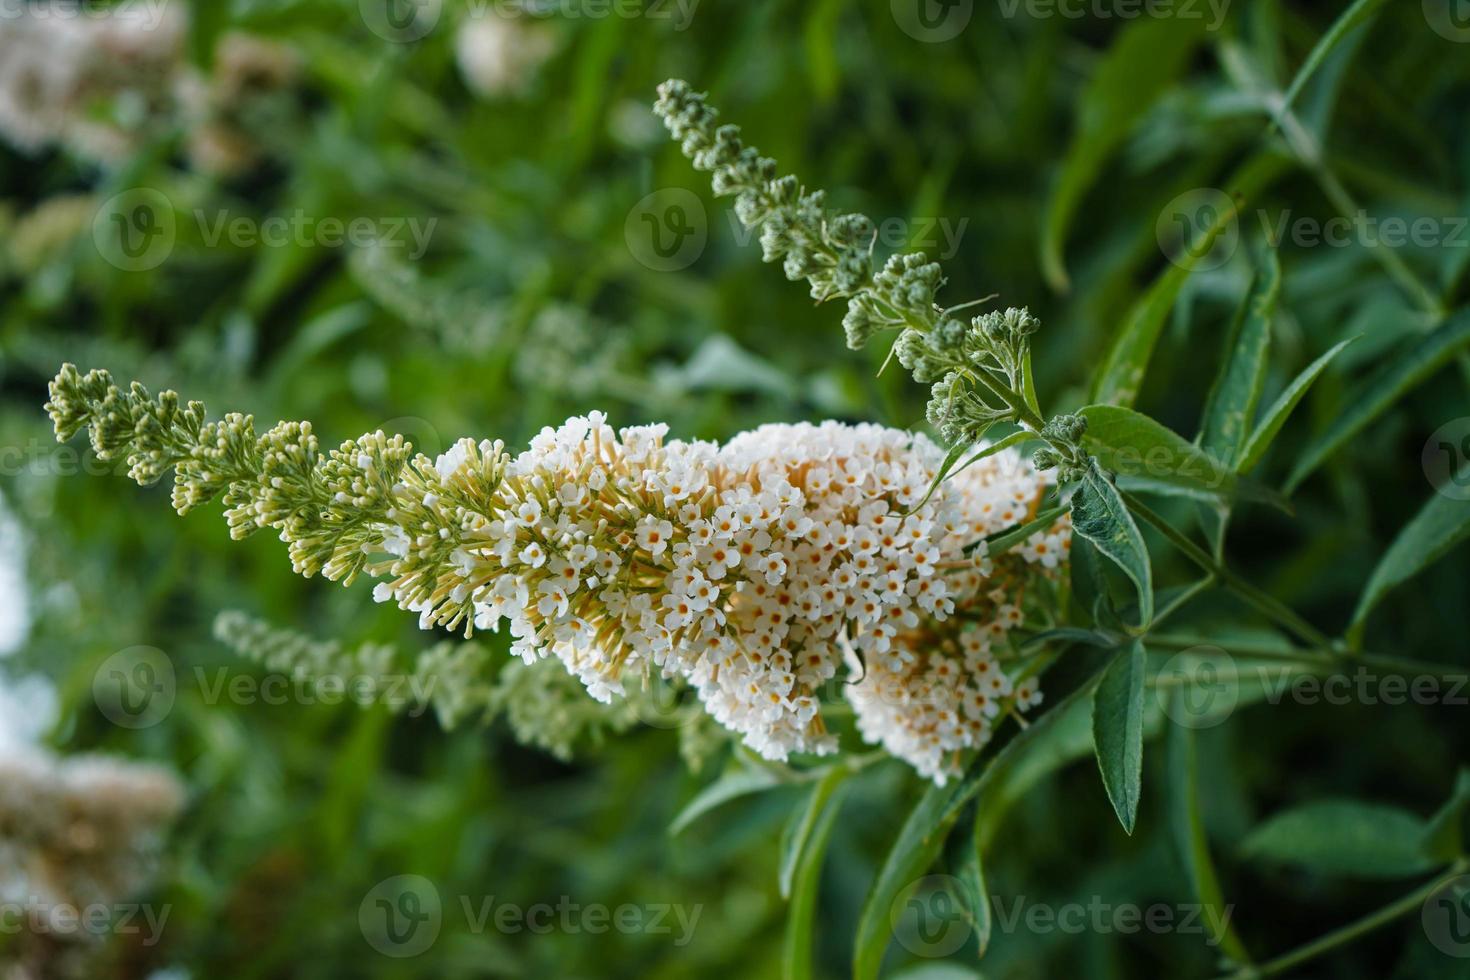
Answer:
[1199,249,1280,465]
[1094,640,1147,834]
[1081,405,1238,501]
[1236,338,1354,475]
[1287,309,1470,492]
[1070,461,1154,630]
[1352,485,1470,627]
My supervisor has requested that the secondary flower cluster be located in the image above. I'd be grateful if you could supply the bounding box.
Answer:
[47,365,1068,782]
[0,747,184,917]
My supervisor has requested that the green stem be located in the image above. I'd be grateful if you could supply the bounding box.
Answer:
[1146,634,1460,680]
[1120,491,1331,649]
[1216,859,1470,980]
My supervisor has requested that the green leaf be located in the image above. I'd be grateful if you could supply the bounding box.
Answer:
[905,441,973,517]
[1070,462,1154,630]
[1166,696,1251,964]
[669,765,784,836]
[1092,152,1287,407]
[949,811,993,959]
[954,429,1032,478]
[1093,641,1147,834]
[1241,800,1439,879]
[1199,249,1281,464]
[782,768,848,980]
[1423,770,1470,864]
[1040,16,1207,292]
[969,505,1066,557]
[1274,0,1391,123]
[779,767,850,900]
[1081,405,1237,501]
[1236,338,1355,475]
[1352,487,1470,627]
[1287,310,1470,491]
[852,782,959,980]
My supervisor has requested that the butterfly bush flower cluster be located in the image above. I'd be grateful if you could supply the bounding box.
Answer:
[47,366,1069,783]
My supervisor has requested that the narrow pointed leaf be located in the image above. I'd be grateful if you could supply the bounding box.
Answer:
[1166,695,1251,964]
[1081,404,1237,501]
[1236,338,1354,475]
[1200,249,1280,464]
[779,767,850,899]
[1241,800,1438,879]
[1094,640,1147,834]
[1070,462,1154,630]
[782,770,848,980]
[1352,486,1470,626]
[1287,310,1470,492]
[1275,0,1391,121]
[1040,16,1207,292]
[670,766,783,836]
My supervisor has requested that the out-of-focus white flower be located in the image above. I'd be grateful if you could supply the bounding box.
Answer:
[454,15,556,99]
[0,3,185,161]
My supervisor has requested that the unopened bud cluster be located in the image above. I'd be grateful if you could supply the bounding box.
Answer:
[48,365,1069,782]
[654,80,1090,472]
